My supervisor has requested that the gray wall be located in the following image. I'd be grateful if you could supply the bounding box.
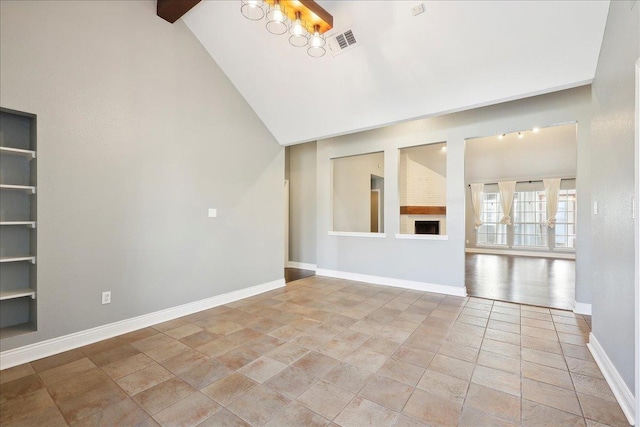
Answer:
[287,142,316,265]
[317,87,592,297]
[590,0,639,394]
[0,1,284,350]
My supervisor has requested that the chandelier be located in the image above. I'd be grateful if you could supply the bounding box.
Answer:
[240,0,334,58]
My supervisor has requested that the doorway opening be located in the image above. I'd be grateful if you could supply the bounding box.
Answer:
[464,123,577,310]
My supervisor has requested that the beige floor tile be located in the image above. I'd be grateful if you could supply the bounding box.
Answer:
[487,319,521,334]
[87,344,141,368]
[393,346,435,368]
[471,364,521,396]
[200,373,257,406]
[521,335,563,354]
[164,324,203,340]
[522,399,587,427]
[265,401,330,427]
[57,382,128,424]
[116,364,174,396]
[358,374,413,411]
[464,383,521,423]
[417,369,468,404]
[343,347,388,372]
[428,353,475,381]
[490,312,521,324]
[522,360,574,390]
[1,364,36,385]
[336,329,372,346]
[437,341,480,363]
[153,391,220,427]
[117,328,160,344]
[292,351,340,377]
[297,379,354,419]
[173,357,231,389]
[153,318,191,333]
[521,317,555,331]
[521,347,566,370]
[0,388,57,425]
[101,353,156,380]
[393,414,430,426]
[229,384,291,425]
[403,388,462,426]
[522,378,582,416]
[477,349,520,374]
[178,330,220,349]
[47,368,110,403]
[558,332,589,346]
[361,336,401,356]
[267,342,309,364]
[264,366,317,399]
[322,362,372,394]
[571,372,617,402]
[238,356,287,383]
[6,405,69,427]
[561,343,594,361]
[215,346,262,370]
[577,393,629,427]
[377,357,425,387]
[481,338,521,359]
[133,377,195,415]
[143,339,190,363]
[485,328,522,346]
[71,397,150,426]
[317,338,360,360]
[458,406,518,427]
[31,349,86,373]
[565,356,604,379]
[131,334,177,353]
[197,408,251,427]
[521,325,558,341]
[334,396,399,427]
[38,358,97,387]
[0,373,44,405]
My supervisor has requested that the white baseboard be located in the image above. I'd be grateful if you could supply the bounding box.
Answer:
[587,333,636,426]
[316,268,467,297]
[466,247,575,260]
[573,302,592,315]
[0,279,286,370]
[286,261,317,271]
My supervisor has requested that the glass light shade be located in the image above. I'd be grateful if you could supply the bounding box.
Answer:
[289,13,308,47]
[266,2,288,35]
[240,0,265,21]
[307,27,326,57]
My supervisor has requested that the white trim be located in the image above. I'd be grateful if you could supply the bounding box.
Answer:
[328,231,386,238]
[395,233,448,241]
[286,261,317,271]
[316,268,467,297]
[465,247,575,260]
[588,333,636,425]
[0,279,285,370]
[573,301,592,315]
[635,57,640,426]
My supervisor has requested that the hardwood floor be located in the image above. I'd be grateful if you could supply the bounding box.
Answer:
[285,268,315,283]
[465,254,575,310]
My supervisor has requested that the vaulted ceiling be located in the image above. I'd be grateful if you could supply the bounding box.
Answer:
[182,1,609,146]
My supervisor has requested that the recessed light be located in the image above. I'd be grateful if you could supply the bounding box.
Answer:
[498,134,505,140]
[532,127,540,133]
[518,132,524,139]
[441,146,447,152]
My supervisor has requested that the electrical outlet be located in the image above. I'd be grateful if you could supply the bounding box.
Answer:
[411,3,425,16]
[102,291,111,305]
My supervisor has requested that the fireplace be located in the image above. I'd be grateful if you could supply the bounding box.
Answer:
[415,220,440,235]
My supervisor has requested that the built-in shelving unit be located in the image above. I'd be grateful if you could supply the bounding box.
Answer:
[0,108,37,337]
[0,146,36,160]
[0,289,36,301]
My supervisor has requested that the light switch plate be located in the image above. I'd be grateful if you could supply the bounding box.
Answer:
[208,208,217,218]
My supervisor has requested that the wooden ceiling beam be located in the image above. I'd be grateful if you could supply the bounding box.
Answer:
[157,0,201,24]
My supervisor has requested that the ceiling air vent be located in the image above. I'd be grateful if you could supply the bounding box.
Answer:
[327,29,359,57]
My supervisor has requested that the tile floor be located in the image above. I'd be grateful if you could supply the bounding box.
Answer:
[0,276,630,426]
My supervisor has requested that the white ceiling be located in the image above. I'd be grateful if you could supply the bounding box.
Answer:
[182,1,609,146]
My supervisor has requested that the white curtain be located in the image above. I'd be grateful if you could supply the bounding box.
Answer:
[544,178,562,228]
[498,181,517,225]
[470,183,484,228]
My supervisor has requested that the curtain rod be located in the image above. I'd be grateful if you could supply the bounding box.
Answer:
[467,178,575,187]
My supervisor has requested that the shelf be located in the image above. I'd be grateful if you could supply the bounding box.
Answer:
[0,146,36,160]
[0,184,36,194]
[0,256,36,264]
[0,221,36,228]
[0,322,36,339]
[0,288,36,301]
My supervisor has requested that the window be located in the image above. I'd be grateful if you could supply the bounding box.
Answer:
[513,191,547,247]
[477,192,507,245]
[555,189,576,248]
